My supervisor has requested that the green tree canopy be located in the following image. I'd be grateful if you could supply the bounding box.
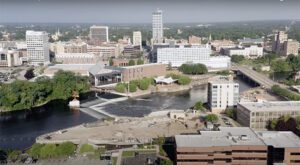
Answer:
[128,59,135,66]
[115,83,126,93]
[137,59,144,65]
[271,60,293,72]
[231,55,245,63]
[194,101,204,111]
[205,114,219,123]
[179,64,208,75]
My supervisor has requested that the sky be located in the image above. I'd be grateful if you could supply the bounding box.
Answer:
[0,0,300,23]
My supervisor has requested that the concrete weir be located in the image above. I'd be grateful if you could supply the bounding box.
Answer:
[79,97,128,119]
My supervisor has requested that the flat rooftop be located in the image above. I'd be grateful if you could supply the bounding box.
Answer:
[238,101,300,112]
[209,75,238,84]
[46,64,95,70]
[121,63,165,69]
[256,131,300,148]
[175,127,265,148]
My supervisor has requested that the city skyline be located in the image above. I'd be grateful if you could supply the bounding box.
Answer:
[1,0,300,23]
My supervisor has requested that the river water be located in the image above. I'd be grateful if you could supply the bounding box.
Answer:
[0,78,251,150]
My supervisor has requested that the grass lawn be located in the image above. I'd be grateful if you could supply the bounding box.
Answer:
[112,157,117,165]
[122,151,135,157]
[121,150,156,157]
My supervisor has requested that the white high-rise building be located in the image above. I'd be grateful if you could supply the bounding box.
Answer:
[133,31,142,50]
[208,76,239,113]
[26,30,49,65]
[152,9,163,44]
[89,26,109,42]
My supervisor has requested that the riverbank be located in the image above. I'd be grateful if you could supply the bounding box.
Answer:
[36,110,202,146]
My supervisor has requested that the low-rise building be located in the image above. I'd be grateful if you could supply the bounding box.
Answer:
[238,38,264,46]
[175,127,300,165]
[237,101,300,130]
[188,35,201,45]
[225,45,263,58]
[0,48,21,67]
[175,127,268,165]
[50,41,87,54]
[89,63,166,86]
[55,53,98,64]
[208,76,239,113]
[43,64,95,77]
[157,44,231,70]
[256,131,300,164]
[210,39,236,53]
[87,45,118,58]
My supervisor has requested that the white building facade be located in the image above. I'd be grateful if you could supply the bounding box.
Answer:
[26,30,50,65]
[208,76,239,113]
[152,9,163,44]
[133,31,142,50]
[157,44,231,69]
[55,53,97,64]
[0,48,21,67]
[226,45,263,59]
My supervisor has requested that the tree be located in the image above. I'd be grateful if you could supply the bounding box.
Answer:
[225,108,237,120]
[179,64,207,75]
[286,54,300,71]
[205,114,219,123]
[137,59,144,65]
[167,62,172,70]
[24,68,35,80]
[231,55,245,63]
[128,59,135,66]
[109,58,114,66]
[129,83,137,93]
[115,83,126,93]
[194,101,204,111]
[271,59,292,72]
[271,85,300,101]
[264,53,278,65]
[178,76,191,85]
[138,78,150,90]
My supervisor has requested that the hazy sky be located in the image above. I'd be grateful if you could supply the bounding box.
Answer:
[0,0,299,23]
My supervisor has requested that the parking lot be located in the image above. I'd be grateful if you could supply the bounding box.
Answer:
[218,115,241,127]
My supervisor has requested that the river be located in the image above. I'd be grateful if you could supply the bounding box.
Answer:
[0,77,251,150]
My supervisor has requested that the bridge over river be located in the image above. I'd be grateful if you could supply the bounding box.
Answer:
[232,64,280,89]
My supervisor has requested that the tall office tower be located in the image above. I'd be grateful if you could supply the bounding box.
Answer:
[26,30,50,65]
[89,26,109,43]
[133,31,142,50]
[152,9,163,44]
[208,76,239,113]
[272,31,288,54]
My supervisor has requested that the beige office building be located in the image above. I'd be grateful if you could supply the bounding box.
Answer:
[237,101,300,130]
[51,41,87,54]
[283,39,299,56]
[188,35,202,45]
